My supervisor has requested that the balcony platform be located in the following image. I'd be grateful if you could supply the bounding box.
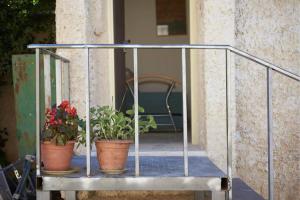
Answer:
[39,156,228,191]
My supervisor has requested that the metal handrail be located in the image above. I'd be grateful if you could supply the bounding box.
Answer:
[41,49,70,63]
[229,46,300,81]
[29,43,300,200]
[28,43,300,82]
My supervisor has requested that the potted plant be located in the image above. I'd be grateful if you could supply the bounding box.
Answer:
[42,100,79,171]
[78,106,156,173]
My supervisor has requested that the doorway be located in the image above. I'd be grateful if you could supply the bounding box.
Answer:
[114,0,195,150]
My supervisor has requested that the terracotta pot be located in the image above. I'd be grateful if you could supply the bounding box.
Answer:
[95,140,132,171]
[41,141,75,171]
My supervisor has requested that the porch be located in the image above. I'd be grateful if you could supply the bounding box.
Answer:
[27,43,300,200]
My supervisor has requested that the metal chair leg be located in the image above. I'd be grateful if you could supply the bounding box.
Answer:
[166,82,177,133]
[119,87,128,111]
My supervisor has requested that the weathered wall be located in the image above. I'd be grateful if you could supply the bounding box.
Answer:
[56,0,114,117]
[199,0,236,172]
[235,0,300,199]
[190,0,206,146]
[56,0,114,154]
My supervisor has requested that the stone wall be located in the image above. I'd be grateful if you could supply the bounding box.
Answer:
[235,0,300,199]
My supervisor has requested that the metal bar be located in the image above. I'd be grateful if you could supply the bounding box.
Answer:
[43,54,51,109]
[35,48,41,176]
[41,49,70,63]
[66,62,71,101]
[85,48,91,177]
[28,44,230,50]
[63,191,76,200]
[229,46,300,82]
[36,191,51,200]
[267,68,274,200]
[133,48,139,176]
[225,49,232,200]
[27,44,300,82]
[55,59,62,105]
[42,177,223,191]
[181,48,188,176]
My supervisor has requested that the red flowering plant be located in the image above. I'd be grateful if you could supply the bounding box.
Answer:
[43,100,79,145]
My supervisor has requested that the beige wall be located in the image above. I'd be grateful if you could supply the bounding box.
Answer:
[56,0,115,115]
[190,1,300,199]
[124,0,189,92]
[235,1,300,199]
[190,0,206,146]
[190,0,236,171]
[56,0,115,155]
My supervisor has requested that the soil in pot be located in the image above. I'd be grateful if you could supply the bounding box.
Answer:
[95,140,132,172]
[41,141,75,171]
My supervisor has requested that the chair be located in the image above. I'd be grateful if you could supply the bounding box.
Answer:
[120,73,182,133]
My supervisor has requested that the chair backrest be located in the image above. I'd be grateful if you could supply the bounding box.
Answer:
[126,74,181,87]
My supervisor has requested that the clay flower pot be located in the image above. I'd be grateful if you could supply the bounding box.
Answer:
[95,140,132,172]
[41,141,75,171]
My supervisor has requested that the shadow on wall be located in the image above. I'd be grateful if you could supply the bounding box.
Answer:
[0,84,18,163]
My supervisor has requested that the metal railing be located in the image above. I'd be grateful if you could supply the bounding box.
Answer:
[34,48,70,179]
[28,43,300,200]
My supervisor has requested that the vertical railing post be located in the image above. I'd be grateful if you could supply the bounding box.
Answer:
[43,54,51,109]
[35,48,41,176]
[133,48,139,176]
[55,59,62,105]
[267,68,274,200]
[225,49,232,200]
[181,48,188,176]
[85,48,91,176]
[64,62,71,101]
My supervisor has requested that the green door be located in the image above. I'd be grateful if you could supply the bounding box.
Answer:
[12,54,56,158]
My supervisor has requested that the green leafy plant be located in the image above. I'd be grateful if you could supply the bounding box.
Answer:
[78,106,157,146]
[43,100,79,145]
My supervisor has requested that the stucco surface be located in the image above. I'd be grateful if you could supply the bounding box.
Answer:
[56,0,114,155]
[56,0,114,116]
[235,0,300,199]
[190,0,206,147]
[199,0,236,172]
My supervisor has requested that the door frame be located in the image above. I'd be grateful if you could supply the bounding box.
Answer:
[111,0,201,145]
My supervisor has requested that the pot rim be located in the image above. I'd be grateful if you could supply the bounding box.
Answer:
[95,139,133,144]
[42,140,76,145]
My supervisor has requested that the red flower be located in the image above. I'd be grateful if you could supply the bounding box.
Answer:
[65,106,77,117]
[70,107,77,117]
[59,100,70,109]
[49,115,56,125]
[50,107,57,116]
